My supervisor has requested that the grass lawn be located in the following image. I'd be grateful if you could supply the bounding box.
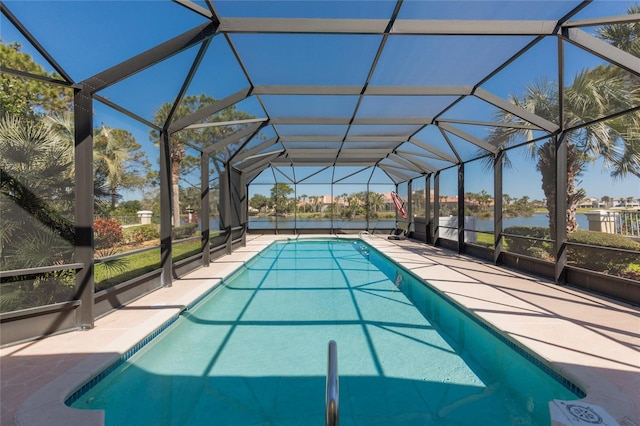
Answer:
[95,239,202,291]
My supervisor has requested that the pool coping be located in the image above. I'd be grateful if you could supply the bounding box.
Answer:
[3,234,639,426]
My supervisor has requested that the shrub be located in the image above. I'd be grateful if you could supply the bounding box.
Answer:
[172,223,198,240]
[503,226,552,259]
[94,217,123,250]
[567,229,640,250]
[503,226,640,277]
[567,230,640,276]
[121,224,159,245]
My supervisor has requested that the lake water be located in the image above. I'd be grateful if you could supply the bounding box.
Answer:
[240,213,588,232]
[475,213,588,232]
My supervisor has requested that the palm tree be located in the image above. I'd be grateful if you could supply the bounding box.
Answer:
[94,125,129,209]
[151,94,255,226]
[488,67,640,236]
[368,192,385,213]
[0,114,77,310]
[299,194,308,213]
[0,114,75,253]
[597,5,640,62]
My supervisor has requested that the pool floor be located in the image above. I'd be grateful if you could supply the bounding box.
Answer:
[70,240,575,425]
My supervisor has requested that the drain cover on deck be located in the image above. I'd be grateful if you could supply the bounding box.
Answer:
[550,400,620,426]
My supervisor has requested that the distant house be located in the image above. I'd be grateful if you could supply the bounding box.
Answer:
[578,198,598,208]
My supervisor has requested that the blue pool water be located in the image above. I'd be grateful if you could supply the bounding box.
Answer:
[69,239,582,425]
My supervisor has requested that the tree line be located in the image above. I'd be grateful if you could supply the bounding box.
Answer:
[249,184,390,219]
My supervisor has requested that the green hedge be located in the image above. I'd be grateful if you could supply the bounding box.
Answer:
[567,230,640,275]
[567,229,640,250]
[503,226,640,276]
[503,226,553,260]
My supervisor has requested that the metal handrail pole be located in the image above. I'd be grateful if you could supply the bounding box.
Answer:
[326,340,339,426]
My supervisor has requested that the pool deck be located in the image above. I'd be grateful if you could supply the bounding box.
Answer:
[1,234,639,425]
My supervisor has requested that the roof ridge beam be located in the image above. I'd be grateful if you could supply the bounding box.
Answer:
[365,86,473,96]
[254,85,474,97]
[280,136,344,142]
[270,117,430,125]
[271,117,349,125]
[253,85,362,95]
[392,19,558,35]
[219,17,558,35]
[353,117,432,125]
[346,135,407,142]
[219,18,388,34]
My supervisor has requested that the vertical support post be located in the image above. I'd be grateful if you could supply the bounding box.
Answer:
[365,186,370,232]
[457,163,465,253]
[330,184,334,235]
[74,85,95,329]
[407,180,413,234]
[555,133,568,284]
[201,153,210,267]
[294,185,298,235]
[555,36,567,284]
[493,150,504,264]
[240,173,247,247]
[425,174,432,244]
[433,171,440,246]
[159,130,173,287]
[224,166,232,255]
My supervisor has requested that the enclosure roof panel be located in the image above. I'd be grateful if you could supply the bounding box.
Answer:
[2,0,636,183]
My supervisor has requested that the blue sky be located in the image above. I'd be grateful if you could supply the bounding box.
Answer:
[2,0,638,201]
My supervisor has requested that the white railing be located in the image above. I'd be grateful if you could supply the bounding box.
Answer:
[616,210,640,237]
[584,210,640,238]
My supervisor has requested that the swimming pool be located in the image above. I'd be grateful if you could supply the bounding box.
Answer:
[69,239,583,425]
